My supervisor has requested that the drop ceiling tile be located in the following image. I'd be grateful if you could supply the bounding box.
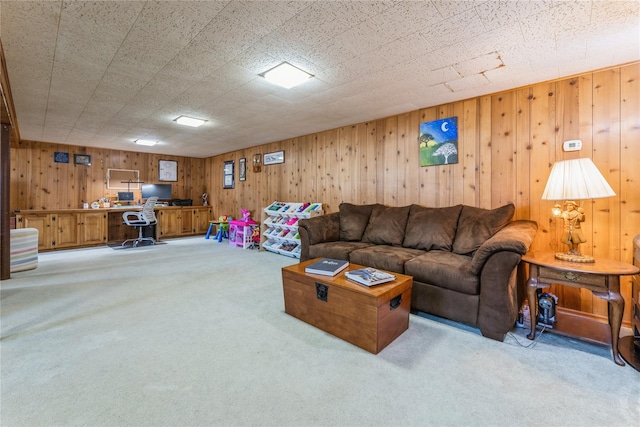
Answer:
[57,0,143,45]
[230,46,281,74]
[221,0,296,38]
[319,19,391,59]
[424,43,471,71]
[462,23,523,58]
[41,126,72,142]
[65,127,99,143]
[372,0,441,40]
[446,73,490,92]
[432,0,477,19]
[159,42,231,82]
[281,2,352,47]
[321,0,395,22]
[250,27,314,63]
[453,53,504,78]
[475,0,550,32]
[129,0,224,47]
[195,10,271,59]
[420,8,486,48]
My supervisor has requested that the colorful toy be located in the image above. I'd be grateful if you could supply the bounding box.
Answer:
[240,208,257,224]
[214,215,231,242]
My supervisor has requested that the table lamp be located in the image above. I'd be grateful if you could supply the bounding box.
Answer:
[541,158,615,262]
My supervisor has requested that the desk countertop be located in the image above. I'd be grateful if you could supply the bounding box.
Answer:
[14,205,209,214]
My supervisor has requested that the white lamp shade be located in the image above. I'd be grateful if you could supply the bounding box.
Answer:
[541,158,615,200]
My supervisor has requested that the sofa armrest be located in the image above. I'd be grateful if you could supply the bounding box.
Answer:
[470,220,537,275]
[298,212,340,261]
[476,251,523,340]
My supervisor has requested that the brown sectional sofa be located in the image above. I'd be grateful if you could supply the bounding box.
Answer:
[298,202,538,341]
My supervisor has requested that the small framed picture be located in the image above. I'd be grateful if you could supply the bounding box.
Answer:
[74,154,91,166]
[264,150,284,165]
[252,154,262,172]
[239,158,246,181]
[159,159,178,181]
[54,152,69,163]
[223,160,234,189]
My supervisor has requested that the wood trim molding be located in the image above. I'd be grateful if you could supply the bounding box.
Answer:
[553,307,632,345]
[0,38,20,142]
[1,123,10,279]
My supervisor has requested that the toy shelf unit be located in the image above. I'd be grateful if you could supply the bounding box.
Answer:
[229,220,259,249]
[261,201,323,258]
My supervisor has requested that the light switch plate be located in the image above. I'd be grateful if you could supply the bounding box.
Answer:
[563,139,582,151]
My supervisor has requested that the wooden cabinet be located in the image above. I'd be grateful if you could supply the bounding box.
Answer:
[15,206,211,250]
[16,211,87,250]
[53,213,79,248]
[192,207,213,234]
[181,209,193,235]
[158,209,181,238]
[158,206,212,238]
[16,213,51,249]
[78,212,107,245]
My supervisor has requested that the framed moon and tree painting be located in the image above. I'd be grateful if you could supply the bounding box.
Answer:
[419,117,458,166]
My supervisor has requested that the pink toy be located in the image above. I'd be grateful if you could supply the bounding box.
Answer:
[239,208,257,225]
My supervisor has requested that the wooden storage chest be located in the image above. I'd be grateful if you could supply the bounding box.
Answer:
[282,259,412,354]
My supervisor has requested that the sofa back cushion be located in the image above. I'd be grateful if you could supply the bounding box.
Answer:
[403,204,463,251]
[452,203,515,255]
[339,203,379,241]
[361,205,411,246]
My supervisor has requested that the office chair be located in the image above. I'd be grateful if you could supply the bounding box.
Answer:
[122,197,158,247]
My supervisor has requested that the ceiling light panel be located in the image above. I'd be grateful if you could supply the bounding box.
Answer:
[135,139,158,146]
[175,116,206,127]
[261,62,313,89]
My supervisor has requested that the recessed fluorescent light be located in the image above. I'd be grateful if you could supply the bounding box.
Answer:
[135,139,157,146]
[261,62,313,89]
[175,116,206,127]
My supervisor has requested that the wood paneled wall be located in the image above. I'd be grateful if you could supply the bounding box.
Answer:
[9,142,208,210]
[207,62,640,324]
[9,62,639,327]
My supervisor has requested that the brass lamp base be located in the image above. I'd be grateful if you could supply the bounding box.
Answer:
[555,252,595,263]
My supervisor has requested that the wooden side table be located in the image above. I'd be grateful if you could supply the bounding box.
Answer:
[522,251,640,366]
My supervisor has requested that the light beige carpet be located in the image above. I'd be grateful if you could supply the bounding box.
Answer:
[2,237,639,426]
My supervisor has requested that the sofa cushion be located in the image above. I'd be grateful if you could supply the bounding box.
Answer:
[339,203,379,241]
[309,241,373,262]
[349,245,424,274]
[403,204,463,251]
[361,205,411,246]
[404,251,478,295]
[452,203,515,256]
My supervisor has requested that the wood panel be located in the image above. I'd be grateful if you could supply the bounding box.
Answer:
[10,62,640,333]
[9,141,209,211]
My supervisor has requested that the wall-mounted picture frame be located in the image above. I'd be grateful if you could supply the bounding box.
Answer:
[159,159,178,181]
[54,152,69,163]
[264,150,284,165]
[74,154,92,166]
[223,160,235,189]
[239,158,246,181]
[419,117,459,166]
[253,154,262,172]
